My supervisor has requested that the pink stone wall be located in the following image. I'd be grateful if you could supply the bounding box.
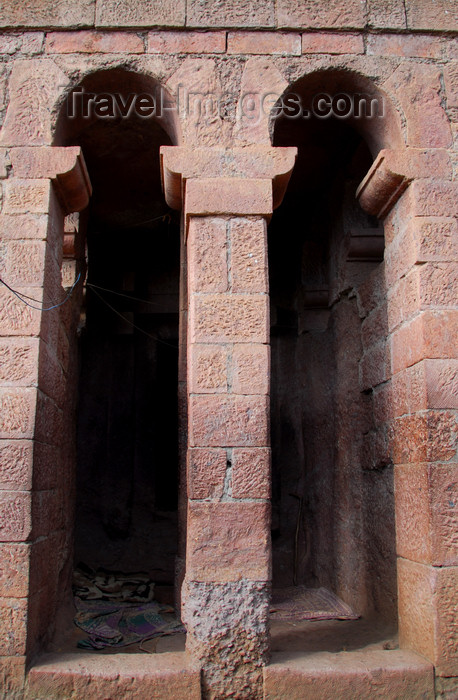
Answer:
[0,1,456,697]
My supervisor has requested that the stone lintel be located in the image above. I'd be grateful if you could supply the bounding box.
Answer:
[10,146,92,214]
[160,145,297,212]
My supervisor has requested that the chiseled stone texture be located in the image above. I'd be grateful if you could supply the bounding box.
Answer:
[186,501,270,581]
[187,0,275,28]
[26,652,201,699]
[0,0,95,28]
[0,60,68,146]
[189,394,269,447]
[277,0,366,28]
[190,294,269,344]
[264,649,434,699]
[183,579,270,700]
[96,0,185,27]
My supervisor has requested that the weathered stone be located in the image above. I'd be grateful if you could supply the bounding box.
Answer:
[189,394,269,447]
[231,447,270,499]
[183,579,269,699]
[148,30,226,54]
[0,440,33,490]
[277,0,366,28]
[302,31,364,54]
[227,31,301,56]
[190,293,269,344]
[96,0,185,27]
[189,344,227,393]
[45,30,144,53]
[231,344,269,395]
[0,0,95,28]
[187,217,228,293]
[187,447,227,499]
[0,59,68,146]
[230,217,268,293]
[187,0,275,28]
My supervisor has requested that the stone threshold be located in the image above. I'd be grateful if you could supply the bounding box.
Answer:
[264,648,435,699]
[26,651,201,700]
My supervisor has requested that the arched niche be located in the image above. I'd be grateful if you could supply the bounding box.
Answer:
[50,67,184,649]
[267,69,404,639]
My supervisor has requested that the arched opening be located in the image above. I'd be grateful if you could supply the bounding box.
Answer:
[51,68,184,652]
[268,71,401,648]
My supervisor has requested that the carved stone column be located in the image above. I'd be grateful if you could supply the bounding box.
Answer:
[161,146,296,699]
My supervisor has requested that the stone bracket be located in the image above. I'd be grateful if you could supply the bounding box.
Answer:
[10,146,92,214]
[160,145,297,212]
[356,149,412,219]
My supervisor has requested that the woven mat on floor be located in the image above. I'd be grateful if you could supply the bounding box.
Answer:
[270,586,359,622]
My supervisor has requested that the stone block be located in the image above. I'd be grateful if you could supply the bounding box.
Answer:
[391,411,457,465]
[0,285,42,336]
[227,31,301,55]
[186,501,270,581]
[301,31,364,54]
[0,597,27,655]
[264,649,434,699]
[186,179,272,218]
[231,447,270,499]
[186,0,275,28]
[0,543,30,597]
[444,64,458,110]
[0,440,33,490]
[359,340,390,390]
[3,179,51,214]
[367,0,406,28]
[277,0,365,29]
[187,217,228,293]
[408,217,458,263]
[367,34,448,59]
[189,344,227,393]
[230,217,268,293]
[190,293,269,344]
[0,213,49,240]
[231,343,269,395]
[419,262,458,309]
[189,394,269,447]
[27,652,201,699]
[0,491,32,542]
[148,30,226,53]
[0,338,39,387]
[187,447,227,499]
[45,30,144,53]
[96,0,185,27]
[384,65,452,149]
[391,311,458,375]
[398,558,436,663]
[0,656,26,699]
[0,0,95,27]
[425,359,458,410]
[0,239,47,287]
[405,0,458,31]
[0,387,37,439]
[0,59,69,146]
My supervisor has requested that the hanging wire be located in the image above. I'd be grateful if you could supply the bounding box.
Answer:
[87,285,178,350]
[0,273,81,311]
[86,282,176,308]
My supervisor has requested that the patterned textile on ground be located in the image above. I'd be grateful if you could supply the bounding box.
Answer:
[270,585,359,621]
[73,564,184,649]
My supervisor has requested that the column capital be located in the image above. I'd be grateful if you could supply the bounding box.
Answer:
[9,146,92,214]
[160,145,297,212]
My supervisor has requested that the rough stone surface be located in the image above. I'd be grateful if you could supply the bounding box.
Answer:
[183,579,269,699]
[96,0,186,27]
[187,447,227,499]
[189,394,269,447]
[264,649,434,699]
[277,0,366,28]
[187,0,275,28]
[186,501,270,581]
[190,294,269,344]
[27,652,201,699]
[0,0,95,28]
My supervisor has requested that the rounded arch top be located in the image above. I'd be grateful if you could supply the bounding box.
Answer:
[270,68,405,157]
[53,65,181,147]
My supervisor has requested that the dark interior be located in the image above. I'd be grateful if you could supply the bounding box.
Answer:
[269,73,397,624]
[58,69,180,586]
